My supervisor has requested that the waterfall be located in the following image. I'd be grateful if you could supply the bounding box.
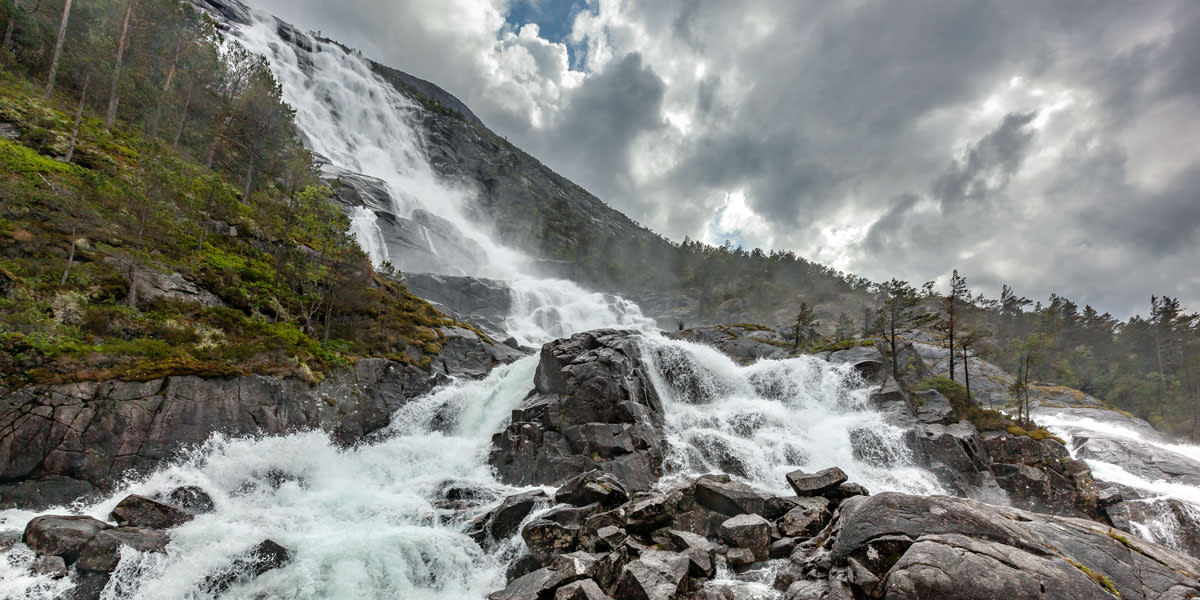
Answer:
[1038,410,1200,555]
[347,206,389,268]
[642,336,943,496]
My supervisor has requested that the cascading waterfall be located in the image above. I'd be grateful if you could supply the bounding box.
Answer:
[1038,411,1200,555]
[642,336,944,496]
[347,206,390,267]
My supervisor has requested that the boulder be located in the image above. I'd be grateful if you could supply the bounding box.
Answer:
[542,503,604,527]
[612,550,690,600]
[469,490,547,544]
[110,494,193,529]
[913,390,956,425]
[489,567,572,600]
[556,579,614,600]
[780,492,1200,600]
[624,491,685,534]
[667,530,717,578]
[724,548,757,572]
[76,527,169,572]
[778,497,832,538]
[826,346,888,386]
[22,515,111,563]
[31,554,68,578]
[489,330,665,491]
[201,539,291,596]
[556,470,630,508]
[718,514,772,561]
[786,467,848,496]
[165,486,215,514]
[692,475,769,517]
[523,519,580,563]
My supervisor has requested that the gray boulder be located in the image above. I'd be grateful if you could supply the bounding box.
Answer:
[786,467,848,496]
[22,515,111,563]
[201,539,291,596]
[522,519,580,563]
[778,497,832,538]
[110,494,192,529]
[75,527,169,572]
[692,475,769,517]
[556,579,614,600]
[556,470,630,508]
[612,550,690,600]
[490,330,665,491]
[718,514,772,562]
[470,490,548,545]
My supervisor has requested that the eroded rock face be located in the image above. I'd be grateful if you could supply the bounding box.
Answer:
[110,495,193,530]
[778,492,1200,600]
[489,330,665,491]
[666,326,788,364]
[76,527,168,573]
[0,351,514,509]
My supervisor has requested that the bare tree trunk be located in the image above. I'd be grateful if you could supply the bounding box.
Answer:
[962,346,971,404]
[948,311,955,381]
[64,75,88,163]
[149,36,182,138]
[104,0,134,128]
[43,0,72,99]
[171,78,194,152]
[126,264,138,308]
[322,289,333,342]
[3,0,18,52]
[59,224,76,286]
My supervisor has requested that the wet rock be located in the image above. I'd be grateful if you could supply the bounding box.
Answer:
[523,519,581,563]
[590,525,628,553]
[165,486,215,514]
[826,346,888,386]
[470,490,548,544]
[693,475,769,517]
[612,549,690,600]
[0,477,97,510]
[556,579,614,600]
[625,490,685,534]
[981,432,1099,519]
[725,547,757,572]
[31,554,68,578]
[778,497,831,538]
[556,470,630,508]
[110,494,193,529]
[667,530,717,578]
[490,567,572,600]
[822,482,869,503]
[76,527,169,573]
[69,571,111,600]
[718,514,772,561]
[800,492,1200,600]
[770,537,799,559]
[786,467,848,496]
[201,539,291,596]
[490,331,665,492]
[23,515,111,563]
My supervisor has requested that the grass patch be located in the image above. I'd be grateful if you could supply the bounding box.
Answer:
[1067,559,1120,597]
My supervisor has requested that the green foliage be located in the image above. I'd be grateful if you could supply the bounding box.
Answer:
[915,376,969,415]
[0,34,465,386]
[1067,559,1120,597]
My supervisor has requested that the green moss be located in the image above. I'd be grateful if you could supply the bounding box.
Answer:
[914,376,970,416]
[1067,559,1120,597]
[810,337,879,353]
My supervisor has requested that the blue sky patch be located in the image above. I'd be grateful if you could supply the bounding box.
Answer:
[507,0,589,69]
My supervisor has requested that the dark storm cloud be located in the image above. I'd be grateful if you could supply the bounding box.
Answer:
[250,0,1200,316]
[931,112,1037,212]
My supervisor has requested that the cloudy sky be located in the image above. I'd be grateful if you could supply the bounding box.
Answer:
[254,0,1200,318]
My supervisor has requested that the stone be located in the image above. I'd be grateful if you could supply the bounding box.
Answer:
[110,494,193,529]
[822,482,869,502]
[914,390,957,424]
[489,567,570,600]
[0,477,97,510]
[201,539,291,596]
[718,514,772,561]
[165,486,215,514]
[778,497,831,538]
[22,515,111,563]
[542,503,604,527]
[489,331,665,492]
[770,537,799,559]
[667,530,717,578]
[550,551,603,580]
[693,476,769,517]
[31,554,68,578]
[522,519,580,563]
[556,579,614,600]
[593,526,628,553]
[612,550,690,600]
[624,491,683,533]
[786,467,848,496]
[471,490,548,544]
[76,527,169,572]
[556,470,630,508]
[725,547,757,572]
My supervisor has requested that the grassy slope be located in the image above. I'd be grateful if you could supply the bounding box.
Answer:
[0,69,471,386]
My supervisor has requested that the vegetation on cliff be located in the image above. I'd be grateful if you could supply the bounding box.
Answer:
[0,0,463,385]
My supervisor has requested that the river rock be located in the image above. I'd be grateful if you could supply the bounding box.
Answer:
[718,514,772,561]
[490,567,572,600]
[76,527,169,572]
[110,494,193,529]
[469,490,547,545]
[556,470,630,508]
[22,515,111,563]
[779,492,1200,600]
[786,467,848,496]
[778,497,832,538]
[692,475,769,517]
[31,554,68,578]
[165,486,215,514]
[555,579,614,600]
[490,330,665,491]
[612,549,690,600]
[201,539,292,595]
[523,519,580,563]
